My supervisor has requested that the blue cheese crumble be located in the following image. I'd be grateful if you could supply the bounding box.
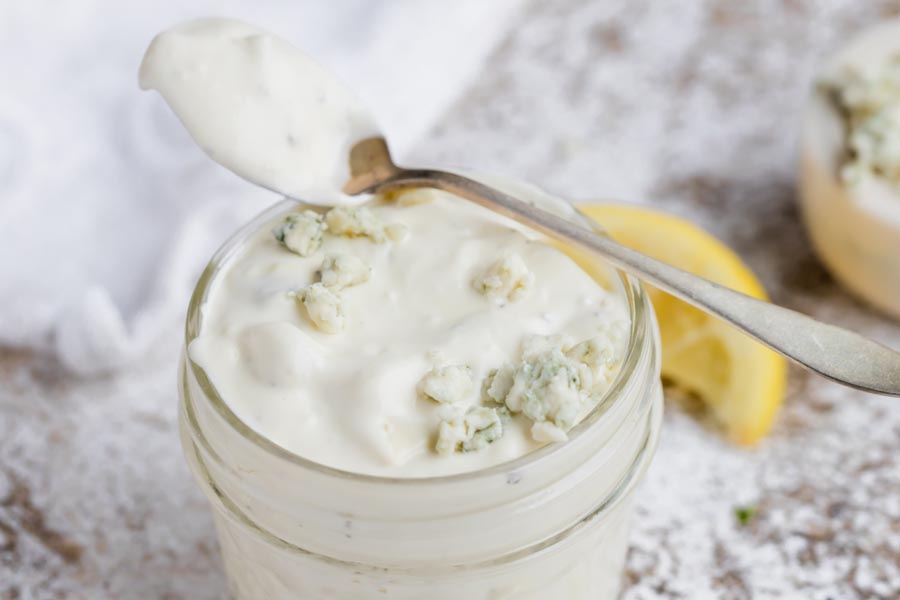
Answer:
[299,283,345,334]
[320,253,371,290]
[565,323,628,388]
[272,210,327,257]
[421,364,511,454]
[418,364,474,405]
[426,326,626,454]
[427,327,626,454]
[473,252,534,303]
[826,56,900,188]
[504,337,585,442]
[489,333,626,443]
[325,206,408,243]
[435,405,509,455]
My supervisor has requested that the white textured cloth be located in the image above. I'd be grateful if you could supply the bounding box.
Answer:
[0,0,522,374]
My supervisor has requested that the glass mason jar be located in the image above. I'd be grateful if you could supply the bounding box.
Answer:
[178,197,664,599]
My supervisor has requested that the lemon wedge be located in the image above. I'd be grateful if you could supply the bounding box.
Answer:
[579,203,787,444]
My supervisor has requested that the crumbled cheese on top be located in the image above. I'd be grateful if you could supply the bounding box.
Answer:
[505,340,585,441]
[482,366,515,404]
[325,206,394,242]
[435,405,509,455]
[473,252,534,303]
[487,333,625,443]
[420,363,514,454]
[272,210,326,257]
[299,283,345,334]
[423,327,626,454]
[320,253,371,290]
[418,364,474,405]
[565,323,628,388]
[826,56,900,187]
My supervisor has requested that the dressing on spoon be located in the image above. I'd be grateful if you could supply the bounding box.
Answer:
[139,17,378,205]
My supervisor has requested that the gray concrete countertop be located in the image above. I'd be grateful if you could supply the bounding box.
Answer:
[2,1,899,598]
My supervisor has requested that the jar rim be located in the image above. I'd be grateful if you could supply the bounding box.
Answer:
[184,195,655,486]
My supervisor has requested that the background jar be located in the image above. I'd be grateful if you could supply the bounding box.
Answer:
[179,198,664,599]
[799,19,900,319]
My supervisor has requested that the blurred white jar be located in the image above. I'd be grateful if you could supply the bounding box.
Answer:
[178,200,663,599]
[800,20,900,318]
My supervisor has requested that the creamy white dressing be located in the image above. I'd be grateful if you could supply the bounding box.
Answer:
[189,190,629,477]
[139,18,378,204]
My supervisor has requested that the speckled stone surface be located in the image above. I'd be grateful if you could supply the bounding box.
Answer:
[2,1,900,598]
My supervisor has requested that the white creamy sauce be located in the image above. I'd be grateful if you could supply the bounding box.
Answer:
[139,18,378,205]
[190,191,629,477]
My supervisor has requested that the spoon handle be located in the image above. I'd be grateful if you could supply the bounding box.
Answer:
[382,168,900,397]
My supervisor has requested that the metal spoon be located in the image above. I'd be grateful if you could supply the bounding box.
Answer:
[343,136,900,397]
